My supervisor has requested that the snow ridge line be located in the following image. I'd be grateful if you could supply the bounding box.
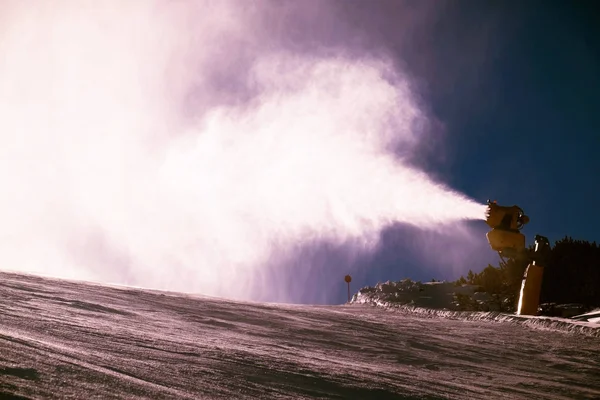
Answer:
[352,299,600,338]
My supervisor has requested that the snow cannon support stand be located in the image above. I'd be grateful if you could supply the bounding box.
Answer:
[484,200,550,316]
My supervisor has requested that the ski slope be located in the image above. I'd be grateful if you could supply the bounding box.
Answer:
[1,272,599,399]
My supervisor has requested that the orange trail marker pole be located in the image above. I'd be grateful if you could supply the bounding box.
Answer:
[344,275,352,302]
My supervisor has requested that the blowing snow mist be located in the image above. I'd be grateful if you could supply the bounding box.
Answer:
[0,1,486,301]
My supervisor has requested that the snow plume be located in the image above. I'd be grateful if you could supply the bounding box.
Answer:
[0,1,486,301]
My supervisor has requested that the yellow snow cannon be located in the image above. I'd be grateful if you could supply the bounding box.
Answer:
[484,200,529,260]
[483,200,549,316]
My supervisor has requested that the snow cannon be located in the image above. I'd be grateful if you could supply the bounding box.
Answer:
[484,200,529,261]
[484,200,548,316]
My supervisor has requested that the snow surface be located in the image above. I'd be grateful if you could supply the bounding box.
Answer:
[572,309,600,324]
[1,272,599,399]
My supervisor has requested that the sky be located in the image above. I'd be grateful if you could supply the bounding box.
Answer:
[419,0,600,242]
[1,1,598,305]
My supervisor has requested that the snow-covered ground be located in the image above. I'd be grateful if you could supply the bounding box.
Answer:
[352,279,600,331]
[351,279,490,310]
[572,309,600,324]
[1,272,599,399]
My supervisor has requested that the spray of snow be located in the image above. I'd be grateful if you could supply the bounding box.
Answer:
[0,1,486,300]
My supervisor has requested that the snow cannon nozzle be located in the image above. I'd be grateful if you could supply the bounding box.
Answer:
[484,200,529,259]
[485,201,528,231]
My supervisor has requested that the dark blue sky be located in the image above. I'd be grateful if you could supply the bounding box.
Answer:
[285,0,600,304]
[430,1,600,243]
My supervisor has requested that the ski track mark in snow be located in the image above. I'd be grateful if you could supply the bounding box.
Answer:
[1,271,600,400]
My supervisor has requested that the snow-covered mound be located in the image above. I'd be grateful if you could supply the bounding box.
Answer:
[351,279,489,310]
[572,309,600,324]
[351,279,600,337]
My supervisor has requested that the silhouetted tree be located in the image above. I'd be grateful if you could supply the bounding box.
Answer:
[541,236,600,307]
[455,236,600,313]
[455,276,467,286]
[466,270,475,284]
